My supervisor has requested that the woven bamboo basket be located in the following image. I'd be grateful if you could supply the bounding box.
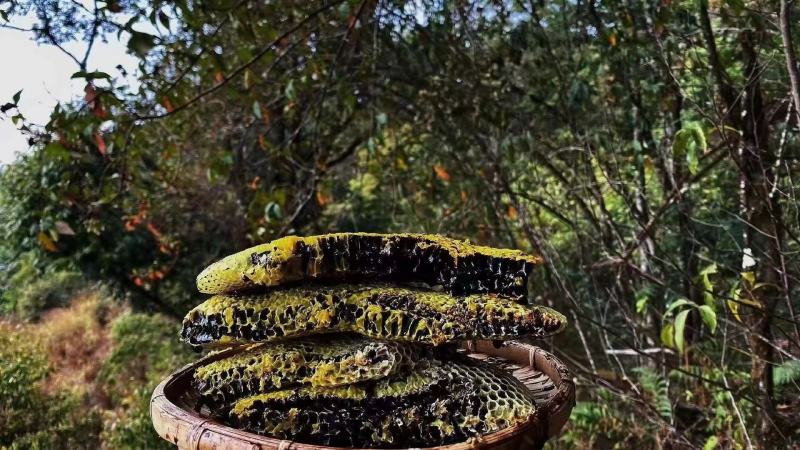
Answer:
[150,340,575,450]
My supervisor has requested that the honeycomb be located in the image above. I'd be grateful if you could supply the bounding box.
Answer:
[228,357,536,448]
[180,284,565,347]
[193,335,426,411]
[196,233,542,300]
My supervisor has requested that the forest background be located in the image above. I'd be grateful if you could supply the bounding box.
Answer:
[1,0,799,448]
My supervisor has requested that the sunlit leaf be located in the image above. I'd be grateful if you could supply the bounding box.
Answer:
[665,298,693,316]
[674,309,690,353]
[507,205,518,219]
[434,165,451,181]
[698,305,716,334]
[94,132,107,156]
[661,323,674,349]
[37,232,58,252]
[703,436,719,450]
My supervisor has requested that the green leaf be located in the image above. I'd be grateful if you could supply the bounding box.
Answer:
[674,309,690,353]
[699,263,717,276]
[773,360,800,386]
[728,285,742,322]
[128,31,156,57]
[635,295,648,315]
[686,144,699,175]
[699,263,717,309]
[666,298,693,316]
[264,202,283,222]
[690,125,706,152]
[12,89,22,104]
[741,271,755,287]
[672,129,690,156]
[698,305,716,334]
[44,142,71,160]
[252,100,262,119]
[376,112,387,126]
[285,80,296,101]
[661,323,674,349]
[673,124,706,175]
[703,436,719,450]
[158,10,170,30]
[71,71,111,80]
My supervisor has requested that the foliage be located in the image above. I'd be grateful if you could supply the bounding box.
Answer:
[100,312,193,449]
[0,0,799,448]
[13,270,85,320]
[0,325,102,449]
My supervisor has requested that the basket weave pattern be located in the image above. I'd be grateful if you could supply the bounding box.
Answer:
[151,340,574,450]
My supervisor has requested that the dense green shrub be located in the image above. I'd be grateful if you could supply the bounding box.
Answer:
[99,312,192,449]
[0,328,102,449]
[14,271,85,321]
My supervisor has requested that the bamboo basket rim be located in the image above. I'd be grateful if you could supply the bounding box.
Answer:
[151,340,575,450]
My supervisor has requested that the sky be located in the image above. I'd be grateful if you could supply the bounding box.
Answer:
[0,16,138,165]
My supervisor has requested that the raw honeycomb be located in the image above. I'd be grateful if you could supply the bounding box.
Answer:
[196,233,542,300]
[193,335,425,411]
[180,284,565,347]
[228,357,535,448]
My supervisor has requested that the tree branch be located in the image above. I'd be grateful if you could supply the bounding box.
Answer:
[132,0,344,121]
[780,0,800,123]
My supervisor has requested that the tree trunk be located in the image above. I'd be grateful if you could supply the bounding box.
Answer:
[739,31,783,449]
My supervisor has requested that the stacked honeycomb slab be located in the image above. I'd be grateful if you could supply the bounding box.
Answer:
[180,233,566,448]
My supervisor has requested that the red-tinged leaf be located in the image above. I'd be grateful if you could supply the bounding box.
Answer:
[347,15,357,28]
[93,98,107,119]
[132,276,144,287]
[146,222,163,240]
[258,134,267,150]
[433,165,451,182]
[149,270,165,280]
[159,243,171,254]
[215,71,225,84]
[249,176,261,190]
[37,232,58,252]
[460,190,467,203]
[316,191,332,206]
[94,132,107,156]
[608,32,618,47]
[507,205,518,220]
[161,95,174,112]
[84,83,97,103]
[261,107,270,126]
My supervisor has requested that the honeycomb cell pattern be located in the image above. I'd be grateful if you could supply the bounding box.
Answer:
[196,233,542,300]
[228,357,536,448]
[180,284,566,347]
[193,335,426,411]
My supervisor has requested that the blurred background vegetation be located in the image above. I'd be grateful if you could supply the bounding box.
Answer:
[1,0,799,448]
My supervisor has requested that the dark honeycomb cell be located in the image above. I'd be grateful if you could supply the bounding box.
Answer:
[196,233,542,300]
[193,335,426,412]
[228,358,536,448]
[180,284,566,347]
